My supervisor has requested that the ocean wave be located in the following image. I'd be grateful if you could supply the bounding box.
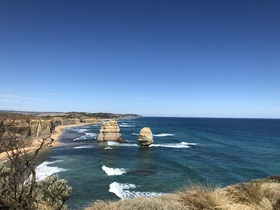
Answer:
[109,182,165,199]
[67,127,88,133]
[149,142,196,148]
[119,124,135,128]
[74,132,98,141]
[153,133,174,137]
[102,165,127,176]
[107,141,138,147]
[104,147,113,150]
[73,145,94,149]
[133,133,174,137]
[36,160,67,181]
[77,128,89,133]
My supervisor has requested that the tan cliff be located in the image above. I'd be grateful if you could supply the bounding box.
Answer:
[0,116,102,152]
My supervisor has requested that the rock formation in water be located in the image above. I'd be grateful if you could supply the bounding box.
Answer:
[97,120,125,142]
[138,127,153,146]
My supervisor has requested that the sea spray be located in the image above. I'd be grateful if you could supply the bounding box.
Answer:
[149,142,196,148]
[102,165,127,176]
[36,160,67,181]
[109,182,165,199]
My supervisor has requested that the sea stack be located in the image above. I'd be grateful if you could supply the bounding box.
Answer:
[138,127,153,146]
[97,120,125,142]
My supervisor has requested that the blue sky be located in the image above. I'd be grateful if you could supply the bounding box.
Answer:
[0,0,280,118]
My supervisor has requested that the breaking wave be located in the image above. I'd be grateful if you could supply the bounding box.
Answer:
[109,182,165,199]
[149,142,196,148]
[153,133,174,137]
[36,160,68,181]
[74,132,98,141]
[77,128,89,133]
[119,123,135,128]
[133,133,174,137]
[73,145,95,149]
[102,165,127,176]
[107,141,138,147]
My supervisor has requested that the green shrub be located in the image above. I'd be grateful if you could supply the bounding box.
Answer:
[0,164,71,210]
[37,175,72,210]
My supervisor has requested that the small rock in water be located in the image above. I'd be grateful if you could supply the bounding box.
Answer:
[138,127,153,146]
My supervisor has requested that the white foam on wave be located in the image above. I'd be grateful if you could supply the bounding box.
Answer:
[77,128,89,133]
[73,145,94,149]
[133,133,174,137]
[153,133,174,137]
[181,142,197,146]
[36,160,67,181]
[104,147,113,150]
[119,124,135,128]
[102,165,127,176]
[149,142,196,148]
[74,132,98,141]
[107,141,138,147]
[109,182,165,199]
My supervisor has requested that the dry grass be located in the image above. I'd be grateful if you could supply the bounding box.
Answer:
[85,176,280,210]
[85,194,186,210]
[177,184,232,210]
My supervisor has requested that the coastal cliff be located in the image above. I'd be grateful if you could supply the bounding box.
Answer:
[0,112,140,152]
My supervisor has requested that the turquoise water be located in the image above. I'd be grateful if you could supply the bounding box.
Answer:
[36,117,280,209]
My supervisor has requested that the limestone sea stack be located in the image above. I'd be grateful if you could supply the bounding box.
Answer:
[138,127,153,146]
[97,120,125,142]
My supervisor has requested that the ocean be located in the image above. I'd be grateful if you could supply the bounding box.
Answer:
[35,117,280,209]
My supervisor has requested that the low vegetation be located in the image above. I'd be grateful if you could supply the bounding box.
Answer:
[0,111,141,121]
[86,176,280,210]
[0,118,71,210]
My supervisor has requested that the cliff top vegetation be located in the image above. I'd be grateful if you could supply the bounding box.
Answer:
[0,111,141,121]
[85,176,280,210]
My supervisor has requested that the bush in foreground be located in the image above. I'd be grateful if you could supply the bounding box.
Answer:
[86,176,280,210]
[0,164,72,210]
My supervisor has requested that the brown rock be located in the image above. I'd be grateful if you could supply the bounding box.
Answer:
[138,127,153,146]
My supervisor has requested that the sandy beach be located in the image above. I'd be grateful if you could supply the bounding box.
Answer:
[0,123,97,163]
[51,123,95,146]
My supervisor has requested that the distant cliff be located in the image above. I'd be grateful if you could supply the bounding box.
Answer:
[0,111,141,152]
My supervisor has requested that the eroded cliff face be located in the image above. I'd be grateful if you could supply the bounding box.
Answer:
[97,120,125,142]
[0,119,55,149]
[0,117,102,151]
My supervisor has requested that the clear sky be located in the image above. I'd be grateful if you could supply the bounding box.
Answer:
[0,0,280,118]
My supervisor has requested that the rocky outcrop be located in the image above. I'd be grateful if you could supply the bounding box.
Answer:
[138,127,153,146]
[97,120,124,142]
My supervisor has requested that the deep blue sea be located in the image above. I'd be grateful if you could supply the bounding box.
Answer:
[36,117,280,209]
